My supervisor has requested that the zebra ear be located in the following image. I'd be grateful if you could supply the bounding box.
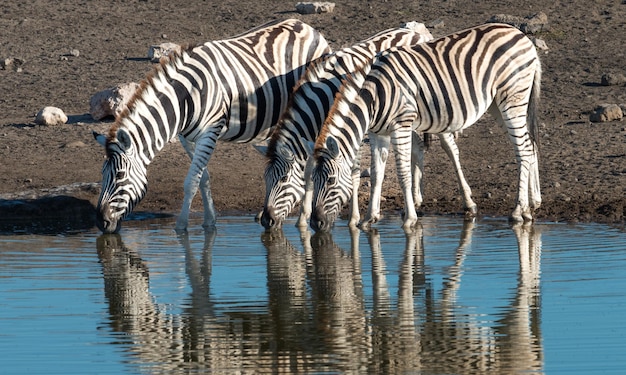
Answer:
[252,143,268,156]
[277,145,294,161]
[117,129,132,151]
[93,131,107,147]
[325,136,340,158]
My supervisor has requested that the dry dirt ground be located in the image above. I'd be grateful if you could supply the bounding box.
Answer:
[1,0,625,233]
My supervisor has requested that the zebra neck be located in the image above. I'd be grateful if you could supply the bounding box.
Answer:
[117,48,221,166]
[118,117,178,167]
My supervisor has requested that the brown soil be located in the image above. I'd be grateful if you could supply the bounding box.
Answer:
[1,0,625,230]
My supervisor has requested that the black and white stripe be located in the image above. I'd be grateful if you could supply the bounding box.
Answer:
[255,24,436,230]
[311,23,542,231]
[93,19,330,233]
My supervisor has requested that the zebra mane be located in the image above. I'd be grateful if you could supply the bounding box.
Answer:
[314,64,370,154]
[265,54,332,160]
[106,43,198,142]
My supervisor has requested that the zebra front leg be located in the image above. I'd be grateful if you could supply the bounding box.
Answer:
[198,167,217,229]
[297,157,315,228]
[177,134,218,231]
[392,128,418,231]
[438,132,478,218]
[348,145,362,229]
[177,168,203,232]
[360,134,390,231]
[411,131,425,210]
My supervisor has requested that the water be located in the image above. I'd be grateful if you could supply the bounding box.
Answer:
[0,215,625,374]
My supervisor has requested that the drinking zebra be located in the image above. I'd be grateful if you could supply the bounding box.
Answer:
[255,23,476,230]
[93,19,330,233]
[310,23,542,232]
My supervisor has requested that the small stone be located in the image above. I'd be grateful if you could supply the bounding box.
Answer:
[589,104,623,122]
[600,72,626,86]
[531,37,548,50]
[62,141,87,148]
[147,42,182,62]
[69,49,80,57]
[488,12,549,34]
[2,57,26,72]
[35,106,68,126]
[401,21,433,40]
[428,19,445,29]
[295,2,335,14]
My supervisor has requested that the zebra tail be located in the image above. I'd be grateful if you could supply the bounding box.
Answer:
[528,61,542,152]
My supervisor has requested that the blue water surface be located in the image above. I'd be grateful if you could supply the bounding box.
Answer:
[0,215,624,374]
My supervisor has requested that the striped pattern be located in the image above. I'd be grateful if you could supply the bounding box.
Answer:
[311,23,542,231]
[256,24,434,230]
[94,19,330,233]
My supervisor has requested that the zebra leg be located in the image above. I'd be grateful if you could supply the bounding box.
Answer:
[360,133,390,231]
[437,132,478,218]
[348,145,362,229]
[177,134,218,231]
[391,128,418,231]
[529,149,542,211]
[297,157,315,228]
[411,131,425,210]
[490,103,534,222]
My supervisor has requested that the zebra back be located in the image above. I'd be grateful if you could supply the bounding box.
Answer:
[265,25,432,163]
[316,23,541,157]
[107,19,330,163]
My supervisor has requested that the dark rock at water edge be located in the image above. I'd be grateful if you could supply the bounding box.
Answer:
[0,195,96,235]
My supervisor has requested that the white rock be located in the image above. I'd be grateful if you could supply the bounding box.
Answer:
[148,42,182,63]
[89,82,140,121]
[401,21,434,41]
[295,2,335,14]
[532,37,549,50]
[35,106,68,126]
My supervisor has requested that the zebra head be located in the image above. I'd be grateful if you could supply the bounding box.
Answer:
[310,135,353,232]
[256,142,308,229]
[93,129,148,234]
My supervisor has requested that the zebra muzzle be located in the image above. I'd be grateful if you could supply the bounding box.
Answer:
[96,204,121,234]
[261,207,283,230]
[311,206,332,232]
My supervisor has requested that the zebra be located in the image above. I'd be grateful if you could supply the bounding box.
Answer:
[92,19,331,233]
[310,23,542,232]
[254,23,476,230]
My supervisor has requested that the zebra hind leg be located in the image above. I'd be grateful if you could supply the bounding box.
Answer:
[437,132,478,218]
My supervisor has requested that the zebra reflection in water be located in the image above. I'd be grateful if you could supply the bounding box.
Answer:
[96,221,542,373]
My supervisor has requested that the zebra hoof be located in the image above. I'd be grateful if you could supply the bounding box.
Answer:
[402,217,418,232]
[509,206,524,223]
[522,209,534,222]
[464,205,478,219]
